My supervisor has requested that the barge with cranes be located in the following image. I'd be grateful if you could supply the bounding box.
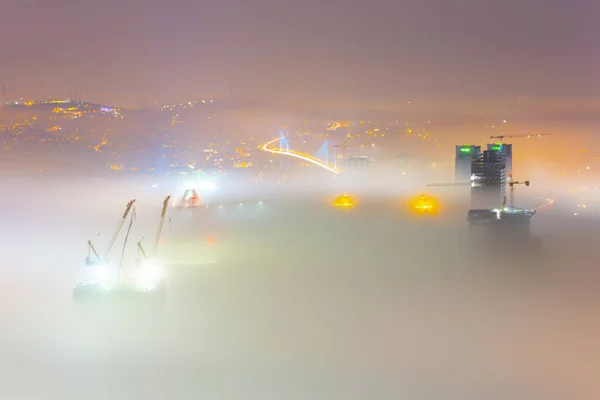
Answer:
[73,196,171,306]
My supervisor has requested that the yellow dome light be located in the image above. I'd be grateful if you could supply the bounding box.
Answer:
[333,194,355,208]
[410,194,439,214]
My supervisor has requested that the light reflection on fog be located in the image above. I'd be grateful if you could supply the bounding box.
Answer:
[0,170,599,400]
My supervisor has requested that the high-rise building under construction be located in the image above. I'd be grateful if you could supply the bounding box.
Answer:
[487,143,512,175]
[471,150,507,208]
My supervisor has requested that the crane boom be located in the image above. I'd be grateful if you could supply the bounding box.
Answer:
[426,182,471,187]
[87,240,101,263]
[104,199,136,260]
[137,238,148,260]
[118,204,136,278]
[152,195,171,257]
[490,133,551,142]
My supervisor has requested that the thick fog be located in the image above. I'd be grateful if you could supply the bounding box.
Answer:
[1,165,600,400]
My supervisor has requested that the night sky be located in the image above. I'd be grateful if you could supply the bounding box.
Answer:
[2,0,599,107]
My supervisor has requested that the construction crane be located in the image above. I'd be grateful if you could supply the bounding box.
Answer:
[489,133,551,143]
[86,240,101,265]
[137,195,171,261]
[75,197,170,305]
[171,114,184,128]
[137,239,148,260]
[102,199,136,261]
[118,201,137,277]
[508,174,530,207]
[86,199,136,266]
[152,195,171,257]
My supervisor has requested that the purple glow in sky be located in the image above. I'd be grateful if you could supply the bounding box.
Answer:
[1,0,599,107]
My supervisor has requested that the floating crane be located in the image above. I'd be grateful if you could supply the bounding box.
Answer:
[118,201,137,278]
[137,195,171,263]
[155,196,171,253]
[103,199,136,261]
[86,240,101,265]
[75,196,171,305]
[86,199,136,266]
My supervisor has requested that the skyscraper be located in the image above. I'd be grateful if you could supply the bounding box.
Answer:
[455,145,481,181]
[471,150,507,208]
[487,143,512,175]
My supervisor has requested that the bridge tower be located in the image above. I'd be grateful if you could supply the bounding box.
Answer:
[278,128,290,168]
[313,140,330,167]
[279,129,290,152]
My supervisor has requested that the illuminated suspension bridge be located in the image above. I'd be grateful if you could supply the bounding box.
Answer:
[261,129,343,174]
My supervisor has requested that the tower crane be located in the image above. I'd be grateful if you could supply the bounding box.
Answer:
[426,182,471,187]
[489,133,551,143]
[171,114,184,128]
[508,174,530,207]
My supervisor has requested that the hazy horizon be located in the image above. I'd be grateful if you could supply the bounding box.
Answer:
[2,0,600,108]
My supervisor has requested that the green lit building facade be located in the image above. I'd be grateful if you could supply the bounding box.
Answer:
[455,145,481,181]
[487,143,512,175]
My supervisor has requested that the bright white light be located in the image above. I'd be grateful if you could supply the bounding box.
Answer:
[136,264,163,288]
[199,181,217,191]
[90,265,115,283]
[185,180,217,192]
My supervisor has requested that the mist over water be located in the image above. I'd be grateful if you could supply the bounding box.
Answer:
[1,169,600,400]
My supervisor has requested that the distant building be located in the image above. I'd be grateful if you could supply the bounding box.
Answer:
[471,150,507,208]
[347,156,371,169]
[487,143,512,174]
[455,145,481,181]
[397,153,416,165]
